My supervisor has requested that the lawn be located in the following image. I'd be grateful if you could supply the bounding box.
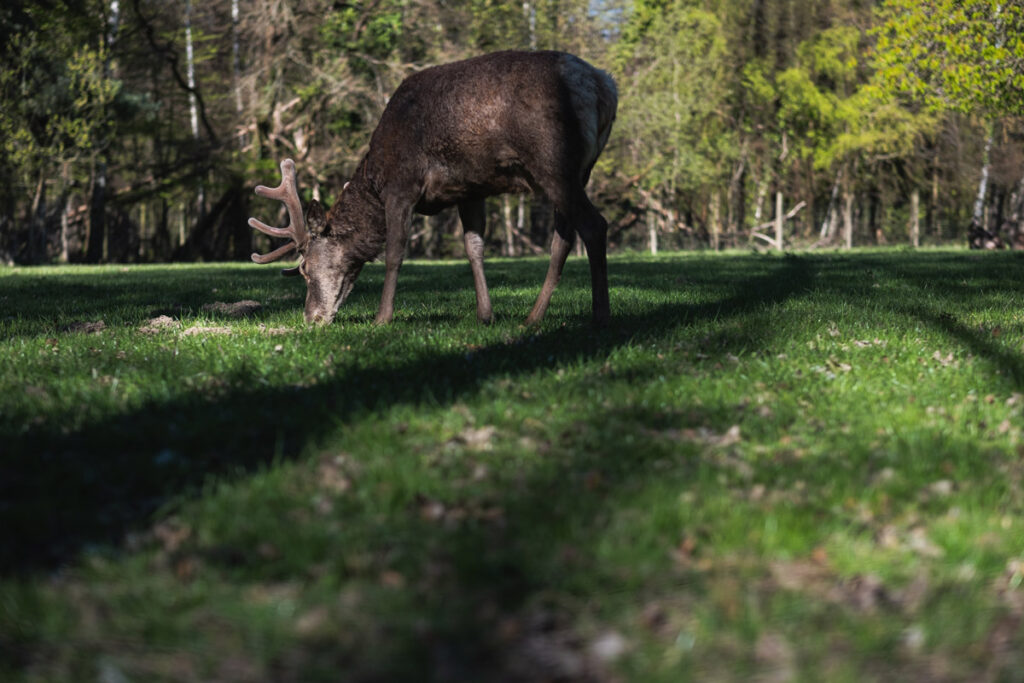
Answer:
[3,249,1024,681]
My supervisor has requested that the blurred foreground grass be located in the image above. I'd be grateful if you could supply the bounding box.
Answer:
[3,249,1024,681]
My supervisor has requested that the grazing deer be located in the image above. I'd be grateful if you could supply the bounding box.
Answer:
[249,50,617,326]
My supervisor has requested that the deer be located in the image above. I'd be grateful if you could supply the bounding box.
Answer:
[248,50,618,327]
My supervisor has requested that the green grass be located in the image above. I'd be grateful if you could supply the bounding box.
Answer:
[3,249,1024,681]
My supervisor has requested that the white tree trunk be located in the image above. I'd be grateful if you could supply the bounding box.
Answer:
[185,0,204,223]
[230,0,246,152]
[842,189,854,250]
[523,0,537,49]
[648,210,658,255]
[503,195,515,256]
[231,0,242,117]
[973,129,993,226]
[517,194,526,243]
[819,173,841,239]
[910,188,920,248]
[185,0,199,142]
[709,190,721,251]
[774,191,783,251]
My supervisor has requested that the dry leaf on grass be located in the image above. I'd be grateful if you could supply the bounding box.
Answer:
[454,425,496,450]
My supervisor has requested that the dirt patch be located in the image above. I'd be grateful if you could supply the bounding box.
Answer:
[202,300,262,317]
[138,316,181,334]
[181,326,233,337]
[63,320,106,334]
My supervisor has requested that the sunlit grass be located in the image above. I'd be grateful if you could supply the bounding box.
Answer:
[3,248,1024,681]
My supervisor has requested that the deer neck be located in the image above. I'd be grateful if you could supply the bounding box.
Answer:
[325,170,387,264]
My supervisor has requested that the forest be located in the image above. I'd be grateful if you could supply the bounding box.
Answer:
[1,0,1022,264]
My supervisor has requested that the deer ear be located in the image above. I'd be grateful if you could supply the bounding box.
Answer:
[306,200,328,235]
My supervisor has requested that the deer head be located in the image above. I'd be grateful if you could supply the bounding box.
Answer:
[249,159,362,324]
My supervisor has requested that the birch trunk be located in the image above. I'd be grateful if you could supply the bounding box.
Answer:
[231,0,245,149]
[185,0,199,143]
[819,173,841,240]
[753,173,768,225]
[59,164,71,263]
[523,0,537,49]
[185,0,205,223]
[503,195,515,256]
[648,210,658,255]
[909,188,920,248]
[29,173,45,264]
[842,188,854,250]
[774,191,783,251]
[709,190,721,251]
[930,149,940,236]
[972,128,993,228]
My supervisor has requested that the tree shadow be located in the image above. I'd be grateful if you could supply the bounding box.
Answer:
[0,256,813,576]
[5,251,1024,679]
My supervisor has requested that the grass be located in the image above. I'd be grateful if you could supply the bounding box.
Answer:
[3,248,1024,681]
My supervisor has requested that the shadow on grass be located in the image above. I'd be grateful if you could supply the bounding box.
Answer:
[6,250,1024,572]
[3,250,1024,679]
[0,255,811,572]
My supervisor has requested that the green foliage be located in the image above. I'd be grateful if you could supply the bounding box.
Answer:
[615,1,734,196]
[321,2,404,59]
[1,0,1021,262]
[823,85,937,168]
[874,0,1024,118]
[0,27,119,179]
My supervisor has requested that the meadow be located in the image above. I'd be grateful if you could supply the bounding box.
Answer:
[3,248,1024,681]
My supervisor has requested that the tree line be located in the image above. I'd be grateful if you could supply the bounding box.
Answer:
[1,0,1022,264]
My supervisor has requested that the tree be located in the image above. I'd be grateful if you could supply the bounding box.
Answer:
[613,0,733,249]
[874,0,1024,240]
[0,2,119,263]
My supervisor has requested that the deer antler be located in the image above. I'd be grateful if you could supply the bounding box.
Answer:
[249,159,308,264]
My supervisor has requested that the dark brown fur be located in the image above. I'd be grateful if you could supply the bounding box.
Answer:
[264,51,618,325]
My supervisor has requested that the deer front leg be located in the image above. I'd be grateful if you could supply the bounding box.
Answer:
[375,200,412,325]
[458,199,493,324]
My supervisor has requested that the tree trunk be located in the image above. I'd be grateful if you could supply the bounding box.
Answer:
[502,195,515,256]
[972,127,993,228]
[1003,169,1024,248]
[727,152,747,241]
[929,148,940,237]
[60,167,72,264]
[29,172,46,264]
[753,167,769,226]
[231,0,244,149]
[86,161,107,262]
[819,172,841,240]
[842,187,854,249]
[523,0,537,49]
[909,188,920,248]
[709,190,721,251]
[774,191,783,251]
[647,209,658,255]
[185,0,199,143]
[185,0,205,228]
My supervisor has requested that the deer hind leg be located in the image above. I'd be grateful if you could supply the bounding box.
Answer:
[575,195,610,326]
[525,214,574,326]
[526,183,609,327]
[458,199,493,324]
